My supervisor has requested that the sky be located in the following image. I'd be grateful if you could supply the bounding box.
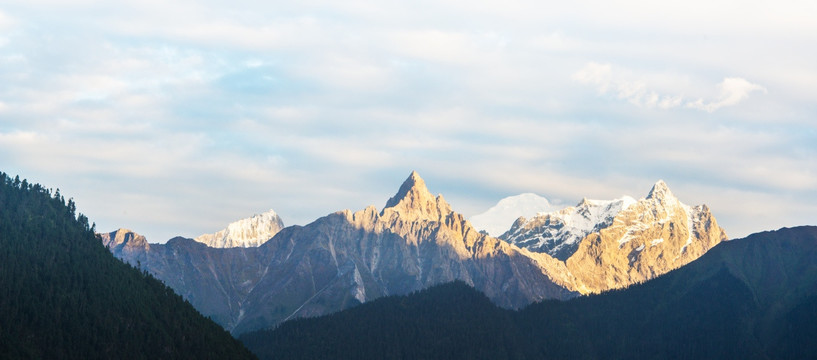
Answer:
[1,0,815,242]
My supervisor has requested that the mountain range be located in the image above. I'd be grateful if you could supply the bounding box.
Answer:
[240,225,817,359]
[102,171,727,335]
[5,168,814,359]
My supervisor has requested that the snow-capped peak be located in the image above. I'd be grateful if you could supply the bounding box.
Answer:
[501,196,635,260]
[563,196,636,230]
[469,193,554,237]
[194,209,285,248]
[646,180,675,201]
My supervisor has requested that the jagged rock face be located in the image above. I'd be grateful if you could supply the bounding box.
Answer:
[566,182,727,293]
[193,209,284,248]
[501,197,636,260]
[504,180,727,293]
[382,171,452,222]
[566,191,727,293]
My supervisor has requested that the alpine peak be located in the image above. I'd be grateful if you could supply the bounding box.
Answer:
[646,179,675,200]
[384,171,429,208]
[382,171,452,221]
[193,209,284,248]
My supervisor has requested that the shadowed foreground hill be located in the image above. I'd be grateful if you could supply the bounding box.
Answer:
[240,281,526,359]
[241,226,817,360]
[0,172,255,359]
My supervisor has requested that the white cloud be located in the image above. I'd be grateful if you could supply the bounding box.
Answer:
[574,62,766,112]
[686,77,767,112]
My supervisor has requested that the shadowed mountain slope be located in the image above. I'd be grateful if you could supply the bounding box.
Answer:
[0,172,255,359]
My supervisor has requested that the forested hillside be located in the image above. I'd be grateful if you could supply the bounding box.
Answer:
[240,281,526,359]
[0,172,255,359]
